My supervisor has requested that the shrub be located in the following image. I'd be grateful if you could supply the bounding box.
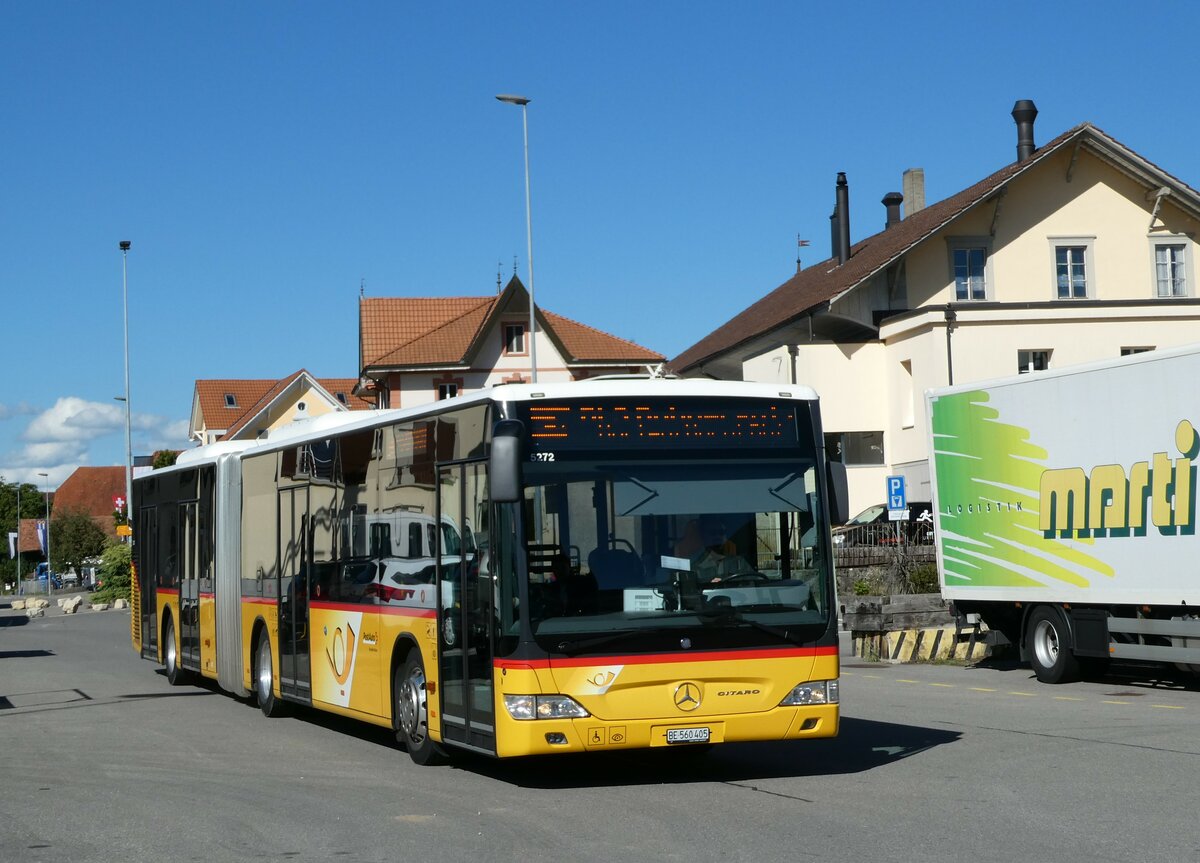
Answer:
[93,541,132,603]
[907,563,940,594]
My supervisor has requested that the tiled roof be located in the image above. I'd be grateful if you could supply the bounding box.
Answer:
[18,517,43,555]
[195,374,371,435]
[360,277,663,370]
[671,124,1090,373]
[52,466,126,538]
[541,310,664,362]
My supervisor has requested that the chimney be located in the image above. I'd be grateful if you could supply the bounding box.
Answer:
[1012,99,1038,162]
[835,172,851,265]
[882,192,904,229]
[830,209,839,260]
[903,168,925,216]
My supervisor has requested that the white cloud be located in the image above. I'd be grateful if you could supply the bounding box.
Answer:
[24,397,125,442]
[0,402,38,421]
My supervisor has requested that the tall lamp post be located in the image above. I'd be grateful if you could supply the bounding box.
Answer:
[119,241,133,523]
[495,94,538,383]
[37,472,50,596]
[14,481,19,595]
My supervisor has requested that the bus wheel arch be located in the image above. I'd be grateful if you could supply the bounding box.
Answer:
[391,640,444,765]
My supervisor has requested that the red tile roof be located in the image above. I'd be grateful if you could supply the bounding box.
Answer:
[360,277,663,370]
[52,466,126,539]
[195,373,372,438]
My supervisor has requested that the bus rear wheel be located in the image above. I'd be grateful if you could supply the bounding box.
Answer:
[394,653,444,765]
[163,617,187,686]
[1027,606,1080,684]
[255,633,285,717]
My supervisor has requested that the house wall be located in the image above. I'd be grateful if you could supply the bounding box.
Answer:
[746,146,1200,516]
[910,149,1200,308]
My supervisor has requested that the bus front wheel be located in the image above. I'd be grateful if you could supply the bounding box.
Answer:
[394,653,444,765]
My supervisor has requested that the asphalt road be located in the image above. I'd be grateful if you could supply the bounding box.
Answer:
[4,601,1200,863]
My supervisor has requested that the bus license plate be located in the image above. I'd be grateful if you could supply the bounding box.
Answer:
[666,727,710,745]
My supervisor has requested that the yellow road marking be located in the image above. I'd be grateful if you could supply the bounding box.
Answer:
[1151,704,1185,710]
[1007,691,1036,697]
[929,683,954,688]
[1053,696,1083,701]
[1102,700,1129,705]
[969,687,997,692]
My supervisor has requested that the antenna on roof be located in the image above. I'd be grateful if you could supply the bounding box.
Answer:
[359,278,365,298]
[513,255,519,280]
[796,236,810,272]
[497,261,503,294]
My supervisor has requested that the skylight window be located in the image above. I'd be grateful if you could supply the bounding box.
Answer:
[224,393,238,408]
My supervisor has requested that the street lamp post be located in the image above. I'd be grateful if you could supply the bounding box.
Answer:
[37,472,50,597]
[119,241,133,523]
[14,481,19,595]
[495,94,538,383]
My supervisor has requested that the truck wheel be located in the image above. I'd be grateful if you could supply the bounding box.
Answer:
[163,617,187,686]
[1027,606,1080,684]
[394,653,445,765]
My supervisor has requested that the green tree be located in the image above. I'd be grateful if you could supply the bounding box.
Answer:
[0,478,49,588]
[49,509,108,574]
[152,450,179,469]
[94,540,131,603]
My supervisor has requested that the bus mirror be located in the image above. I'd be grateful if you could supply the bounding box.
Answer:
[827,461,849,525]
[490,420,525,503]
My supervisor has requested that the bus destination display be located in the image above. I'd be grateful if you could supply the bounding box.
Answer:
[519,398,801,456]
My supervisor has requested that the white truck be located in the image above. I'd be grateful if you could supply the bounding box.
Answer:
[926,344,1200,683]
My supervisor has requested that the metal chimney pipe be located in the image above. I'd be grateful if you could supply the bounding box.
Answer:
[1012,99,1038,162]
[836,173,851,264]
[882,192,904,229]
[830,209,839,260]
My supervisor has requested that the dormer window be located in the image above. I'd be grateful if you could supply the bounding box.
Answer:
[224,393,238,408]
[336,392,348,405]
[503,323,526,355]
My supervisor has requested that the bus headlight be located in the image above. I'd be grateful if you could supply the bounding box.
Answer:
[503,694,590,720]
[779,679,839,706]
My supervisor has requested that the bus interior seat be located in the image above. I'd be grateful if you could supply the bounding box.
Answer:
[587,548,644,590]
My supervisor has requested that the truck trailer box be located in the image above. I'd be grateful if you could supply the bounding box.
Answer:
[926,343,1200,682]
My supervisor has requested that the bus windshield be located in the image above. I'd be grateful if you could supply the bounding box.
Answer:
[519,455,833,654]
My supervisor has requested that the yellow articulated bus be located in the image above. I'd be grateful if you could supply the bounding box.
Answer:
[131,379,848,763]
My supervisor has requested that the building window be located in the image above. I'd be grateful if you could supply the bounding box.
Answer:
[953,247,987,300]
[335,392,348,405]
[1050,238,1094,299]
[1154,242,1188,297]
[825,431,884,466]
[224,393,238,408]
[1018,350,1051,374]
[947,238,991,301]
[438,383,459,400]
[504,323,526,355]
[1121,346,1154,356]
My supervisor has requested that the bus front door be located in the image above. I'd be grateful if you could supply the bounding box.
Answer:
[278,486,312,701]
[437,461,495,754]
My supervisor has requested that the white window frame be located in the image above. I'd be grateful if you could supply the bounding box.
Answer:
[1048,237,1096,300]
[1148,236,1194,298]
[437,382,459,401]
[503,323,527,356]
[946,237,993,301]
[1018,349,1052,375]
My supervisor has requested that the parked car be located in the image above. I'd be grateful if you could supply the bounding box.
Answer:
[832,501,935,547]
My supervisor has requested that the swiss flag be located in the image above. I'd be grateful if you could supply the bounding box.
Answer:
[113,495,126,514]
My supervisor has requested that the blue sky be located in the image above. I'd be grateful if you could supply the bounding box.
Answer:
[3,2,1199,488]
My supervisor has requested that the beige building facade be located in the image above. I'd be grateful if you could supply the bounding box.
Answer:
[675,101,1200,514]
